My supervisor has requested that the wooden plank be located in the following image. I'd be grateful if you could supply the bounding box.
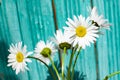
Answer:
[0,0,56,80]
[25,0,56,80]
[0,0,29,80]
[93,0,120,80]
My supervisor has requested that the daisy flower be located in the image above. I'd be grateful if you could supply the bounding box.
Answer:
[7,42,32,74]
[64,15,99,49]
[90,7,111,29]
[34,40,56,65]
[53,29,72,50]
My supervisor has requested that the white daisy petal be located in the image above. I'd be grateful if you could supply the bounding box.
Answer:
[25,52,33,57]
[25,59,32,63]
[22,45,27,53]
[16,64,20,74]
[8,59,16,62]
[7,62,14,67]
[68,18,77,27]
[25,66,29,71]
[8,54,15,58]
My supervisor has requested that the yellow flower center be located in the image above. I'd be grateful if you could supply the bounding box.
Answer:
[16,52,24,63]
[76,26,87,37]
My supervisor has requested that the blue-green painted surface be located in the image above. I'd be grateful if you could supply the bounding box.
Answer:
[0,0,120,80]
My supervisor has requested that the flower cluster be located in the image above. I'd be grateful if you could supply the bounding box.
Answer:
[7,7,110,80]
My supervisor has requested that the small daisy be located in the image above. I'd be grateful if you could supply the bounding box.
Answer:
[53,29,72,50]
[90,7,111,29]
[34,40,56,65]
[64,15,99,49]
[7,42,32,74]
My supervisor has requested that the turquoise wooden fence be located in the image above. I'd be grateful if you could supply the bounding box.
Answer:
[0,0,120,80]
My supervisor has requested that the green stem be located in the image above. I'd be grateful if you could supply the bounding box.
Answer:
[58,49,62,68]
[67,47,77,80]
[71,47,82,80]
[103,71,120,80]
[27,56,56,80]
[48,55,60,80]
[62,47,66,79]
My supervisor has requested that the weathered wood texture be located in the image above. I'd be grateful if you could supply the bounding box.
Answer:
[0,0,119,80]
